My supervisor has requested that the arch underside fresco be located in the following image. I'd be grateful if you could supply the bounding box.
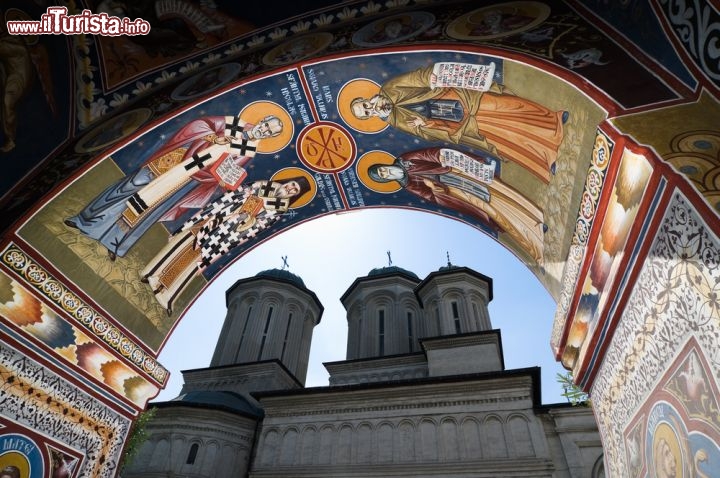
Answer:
[0,0,718,476]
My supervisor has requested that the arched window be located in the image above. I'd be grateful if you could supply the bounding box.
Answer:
[378,308,385,355]
[257,306,274,360]
[592,454,605,478]
[186,443,199,465]
[435,304,441,335]
[407,311,414,352]
[281,312,293,360]
[452,301,461,334]
[234,305,253,362]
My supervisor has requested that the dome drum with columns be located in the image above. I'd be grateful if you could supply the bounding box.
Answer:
[2,2,718,475]
[122,263,603,477]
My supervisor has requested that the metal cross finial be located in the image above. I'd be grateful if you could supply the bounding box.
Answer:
[281,255,289,270]
[387,250,392,266]
[446,251,452,267]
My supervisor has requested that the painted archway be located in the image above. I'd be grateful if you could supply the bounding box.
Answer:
[0,1,718,476]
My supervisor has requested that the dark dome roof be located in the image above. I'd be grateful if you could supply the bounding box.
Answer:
[255,268,306,288]
[367,265,420,280]
[169,390,263,417]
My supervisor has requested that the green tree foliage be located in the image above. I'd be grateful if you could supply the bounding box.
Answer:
[556,372,591,406]
[119,407,157,472]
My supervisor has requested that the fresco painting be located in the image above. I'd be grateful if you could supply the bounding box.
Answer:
[83,0,256,91]
[0,268,159,407]
[0,3,71,195]
[562,148,653,371]
[612,91,720,214]
[0,419,84,478]
[0,0,681,235]
[623,339,720,478]
[262,33,335,66]
[445,1,551,41]
[170,63,243,101]
[352,12,437,47]
[1,1,718,475]
[0,343,130,478]
[18,50,602,352]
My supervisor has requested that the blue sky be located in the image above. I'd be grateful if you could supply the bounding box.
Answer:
[154,207,571,405]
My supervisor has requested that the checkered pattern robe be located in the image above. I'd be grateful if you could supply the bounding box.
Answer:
[179,180,291,270]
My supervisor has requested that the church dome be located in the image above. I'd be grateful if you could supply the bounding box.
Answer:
[255,268,306,288]
[438,262,461,272]
[367,265,420,280]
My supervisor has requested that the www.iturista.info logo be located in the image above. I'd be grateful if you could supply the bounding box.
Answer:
[6,6,151,36]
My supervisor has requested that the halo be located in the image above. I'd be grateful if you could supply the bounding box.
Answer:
[262,32,334,66]
[651,422,683,477]
[356,150,401,193]
[0,451,31,477]
[337,79,388,134]
[271,167,316,209]
[351,12,435,47]
[74,108,152,153]
[170,63,242,101]
[239,101,293,154]
[446,2,550,41]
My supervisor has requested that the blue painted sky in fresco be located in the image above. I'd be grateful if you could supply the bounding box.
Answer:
[154,207,571,405]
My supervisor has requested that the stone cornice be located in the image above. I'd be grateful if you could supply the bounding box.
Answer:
[182,360,303,388]
[261,394,534,418]
[324,352,427,371]
[420,330,501,350]
[257,373,538,416]
[147,422,254,443]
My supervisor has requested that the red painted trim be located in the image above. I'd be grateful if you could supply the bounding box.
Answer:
[6,234,161,363]
[578,134,720,387]
[555,124,625,360]
[575,164,665,385]
[0,324,141,416]
[566,0,697,98]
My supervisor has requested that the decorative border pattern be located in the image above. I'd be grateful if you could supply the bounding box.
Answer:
[73,0,420,127]
[0,276,159,409]
[591,189,720,476]
[1,244,168,385]
[551,131,613,351]
[658,0,720,85]
[0,342,131,478]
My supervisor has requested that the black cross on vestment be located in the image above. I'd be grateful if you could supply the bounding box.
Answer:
[231,140,257,156]
[265,197,285,209]
[185,151,213,171]
[225,116,247,136]
[259,181,275,197]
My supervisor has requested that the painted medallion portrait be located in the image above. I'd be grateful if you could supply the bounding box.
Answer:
[171,63,243,101]
[446,1,550,41]
[74,108,153,153]
[262,33,334,66]
[352,12,435,47]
